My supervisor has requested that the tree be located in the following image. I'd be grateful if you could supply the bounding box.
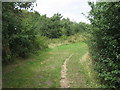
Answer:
[40,13,63,38]
[61,18,74,36]
[2,2,47,63]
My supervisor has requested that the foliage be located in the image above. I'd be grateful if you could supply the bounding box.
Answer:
[61,18,74,36]
[2,2,47,63]
[2,2,88,64]
[38,13,88,38]
[88,2,120,88]
[40,13,63,38]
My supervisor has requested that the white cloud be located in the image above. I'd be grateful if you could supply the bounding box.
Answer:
[33,0,91,23]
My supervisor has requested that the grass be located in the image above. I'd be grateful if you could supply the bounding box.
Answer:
[48,33,85,48]
[67,52,101,88]
[67,43,88,88]
[3,42,101,88]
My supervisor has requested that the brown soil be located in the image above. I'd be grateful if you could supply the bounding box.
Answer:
[60,54,73,88]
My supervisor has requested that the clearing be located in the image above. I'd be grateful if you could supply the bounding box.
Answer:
[3,42,101,88]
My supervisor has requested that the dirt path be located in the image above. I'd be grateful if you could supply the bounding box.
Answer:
[60,54,73,88]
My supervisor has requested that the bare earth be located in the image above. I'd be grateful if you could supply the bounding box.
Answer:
[60,54,73,88]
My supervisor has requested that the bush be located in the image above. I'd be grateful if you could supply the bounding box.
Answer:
[88,2,120,88]
[2,2,48,63]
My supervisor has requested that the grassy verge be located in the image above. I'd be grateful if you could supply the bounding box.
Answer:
[67,43,101,88]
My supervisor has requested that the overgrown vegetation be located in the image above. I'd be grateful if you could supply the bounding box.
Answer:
[88,2,120,88]
[2,2,47,64]
[2,1,119,89]
[2,2,88,64]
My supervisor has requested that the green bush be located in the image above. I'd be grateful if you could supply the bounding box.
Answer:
[88,2,120,88]
[2,2,48,63]
[35,36,48,50]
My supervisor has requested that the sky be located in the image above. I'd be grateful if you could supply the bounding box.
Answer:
[33,0,92,23]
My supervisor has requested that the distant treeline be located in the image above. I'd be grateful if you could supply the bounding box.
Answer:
[25,11,89,39]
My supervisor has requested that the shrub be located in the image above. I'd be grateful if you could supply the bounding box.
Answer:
[88,2,120,88]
